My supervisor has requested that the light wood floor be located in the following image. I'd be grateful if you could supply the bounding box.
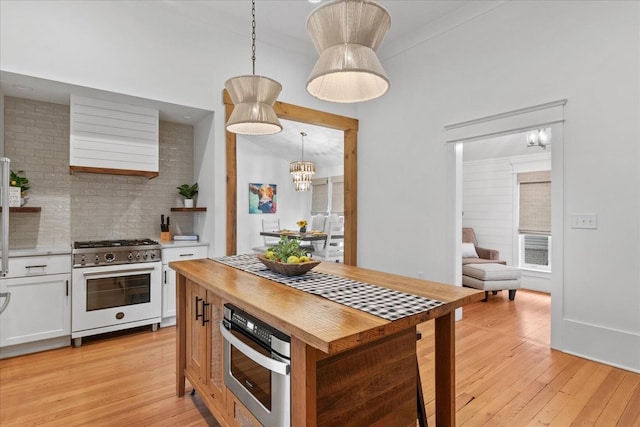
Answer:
[1,290,638,426]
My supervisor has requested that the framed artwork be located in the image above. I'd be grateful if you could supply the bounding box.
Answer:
[249,183,277,214]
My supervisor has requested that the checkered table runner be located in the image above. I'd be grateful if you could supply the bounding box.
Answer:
[214,254,445,321]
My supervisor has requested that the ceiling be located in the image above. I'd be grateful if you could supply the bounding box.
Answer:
[167,0,486,60]
[1,0,503,168]
[240,119,344,170]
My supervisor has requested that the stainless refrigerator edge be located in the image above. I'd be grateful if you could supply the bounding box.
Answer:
[1,157,11,313]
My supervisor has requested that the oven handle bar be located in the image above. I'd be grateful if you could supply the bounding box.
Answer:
[81,266,157,277]
[0,292,11,315]
[220,322,290,376]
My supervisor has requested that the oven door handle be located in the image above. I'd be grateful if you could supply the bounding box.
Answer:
[220,322,290,376]
[82,266,157,277]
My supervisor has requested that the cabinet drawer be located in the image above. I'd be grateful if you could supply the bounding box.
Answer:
[6,255,72,278]
[162,246,208,263]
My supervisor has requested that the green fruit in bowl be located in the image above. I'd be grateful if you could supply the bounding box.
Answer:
[299,255,310,262]
[269,236,306,263]
[265,250,275,260]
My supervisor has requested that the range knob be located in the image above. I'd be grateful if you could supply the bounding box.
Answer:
[143,252,148,259]
[136,252,141,259]
[94,255,100,263]
[128,252,134,260]
[80,255,86,264]
[150,252,156,259]
[104,253,115,263]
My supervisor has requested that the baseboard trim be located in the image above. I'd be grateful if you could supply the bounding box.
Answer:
[560,319,640,373]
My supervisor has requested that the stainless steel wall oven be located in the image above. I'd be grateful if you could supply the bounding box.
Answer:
[221,303,291,427]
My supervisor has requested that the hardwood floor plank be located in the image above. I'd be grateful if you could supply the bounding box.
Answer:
[616,380,640,426]
[547,363,612,425]
[1,290,638,426]
[595,373,640,426]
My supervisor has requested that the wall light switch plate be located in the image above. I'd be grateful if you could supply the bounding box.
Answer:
[571,214,597,229]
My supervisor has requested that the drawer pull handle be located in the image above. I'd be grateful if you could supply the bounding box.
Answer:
[179,253,194,257]
[195,296,203,320]
[25,264,47,269]
[202,301,210,326]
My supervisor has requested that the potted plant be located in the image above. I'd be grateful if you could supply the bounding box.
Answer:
[177,183,198,208]
[10,170,30,206]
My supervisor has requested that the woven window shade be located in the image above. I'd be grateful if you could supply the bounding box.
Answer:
[518,171,551,235]
[331,175,344,214]
[311,177,329,214]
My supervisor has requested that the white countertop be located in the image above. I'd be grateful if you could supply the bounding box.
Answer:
[159,240,209,249]
[4,245,72,258]
[1,240,209,258]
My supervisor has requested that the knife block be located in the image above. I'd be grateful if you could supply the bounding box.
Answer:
[161,231,171,242]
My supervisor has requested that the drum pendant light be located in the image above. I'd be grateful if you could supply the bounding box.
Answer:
[225,0,282,135]
[306,0,391,103]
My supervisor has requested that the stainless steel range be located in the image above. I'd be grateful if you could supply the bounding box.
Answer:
[71,239,162,347]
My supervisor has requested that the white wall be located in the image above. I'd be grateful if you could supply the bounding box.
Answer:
[463,156,515,266]
[358,1,639,371]
[2,1,638,372]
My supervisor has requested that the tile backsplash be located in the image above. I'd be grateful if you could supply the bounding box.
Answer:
[3,96,195,248]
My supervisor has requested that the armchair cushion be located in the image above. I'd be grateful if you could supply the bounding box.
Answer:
[462,242,479,258]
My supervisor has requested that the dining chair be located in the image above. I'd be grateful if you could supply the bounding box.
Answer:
[314,216,344,262]
[310,214,327,251]
[252,217,281,254]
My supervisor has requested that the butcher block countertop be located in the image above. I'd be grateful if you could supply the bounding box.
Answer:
[170,258,482,355]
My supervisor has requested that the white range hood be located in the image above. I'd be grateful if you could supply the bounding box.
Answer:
[69,95,159,178]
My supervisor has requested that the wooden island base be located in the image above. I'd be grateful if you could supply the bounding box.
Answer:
[173,259,483,427]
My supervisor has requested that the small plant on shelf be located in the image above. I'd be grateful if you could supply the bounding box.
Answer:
[177,182,198,199]
[177,183,198,208]
[10,170,30,196]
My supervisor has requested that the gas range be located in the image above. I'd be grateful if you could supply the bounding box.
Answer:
[72,238,161,267]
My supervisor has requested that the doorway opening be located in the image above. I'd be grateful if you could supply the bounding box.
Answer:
[446,99,566,349]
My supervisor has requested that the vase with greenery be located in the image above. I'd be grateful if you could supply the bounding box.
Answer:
[177,183,198,208]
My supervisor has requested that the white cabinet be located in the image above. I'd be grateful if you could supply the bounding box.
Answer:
[0,254,71,358]
[161,244,208,326]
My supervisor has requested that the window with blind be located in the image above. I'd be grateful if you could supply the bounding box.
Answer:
[331,175,344,214]
[518,171,551,235]
[311,177,328,214]
[311,175,344,215]
[518,170,551,270]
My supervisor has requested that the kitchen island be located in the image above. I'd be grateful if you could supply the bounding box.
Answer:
[172,257,483,427]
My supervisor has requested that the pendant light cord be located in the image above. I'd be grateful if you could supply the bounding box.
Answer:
[300,132,307,161]
[251,0,256,75]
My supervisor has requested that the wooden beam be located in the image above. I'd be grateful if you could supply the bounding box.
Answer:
[224,89,359,265]
[224,94,238,256]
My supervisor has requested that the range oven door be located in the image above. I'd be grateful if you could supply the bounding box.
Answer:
[72,262,161,336]
[220,321,290,427]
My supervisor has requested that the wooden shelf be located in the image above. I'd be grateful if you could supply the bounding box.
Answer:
[69,165,159,179]
[0,207,42,213]
[171,207,207,212]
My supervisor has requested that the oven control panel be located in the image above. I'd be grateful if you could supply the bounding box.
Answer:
[223,303,290,352]
[73,249,161,267]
